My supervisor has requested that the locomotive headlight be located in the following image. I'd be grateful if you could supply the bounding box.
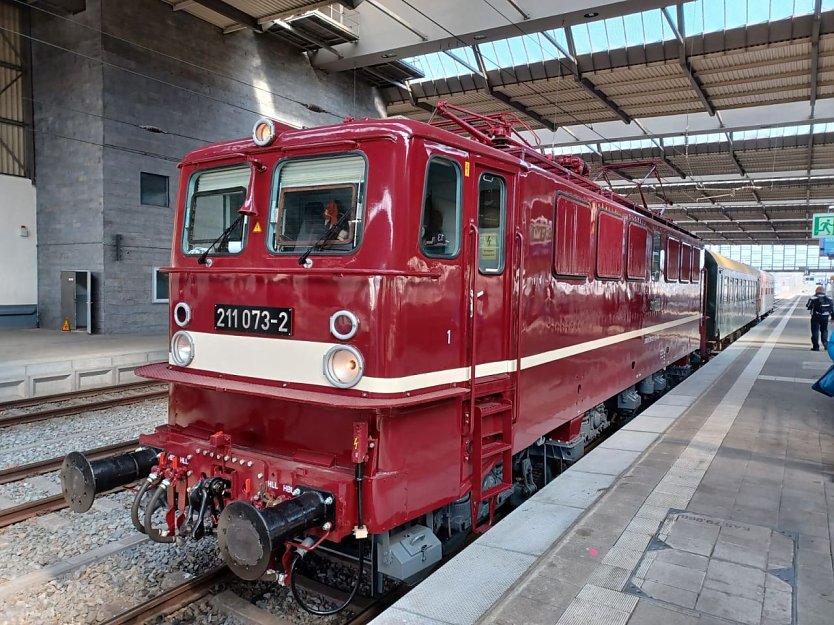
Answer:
[252,117,276,146]
[323,345,364,388]
[170,331,195,367]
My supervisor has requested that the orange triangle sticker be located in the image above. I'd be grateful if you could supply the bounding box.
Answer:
[253,222,262,233]
[62,319,70,332]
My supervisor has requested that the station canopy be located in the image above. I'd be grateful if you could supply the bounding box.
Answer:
[165,0,834,258]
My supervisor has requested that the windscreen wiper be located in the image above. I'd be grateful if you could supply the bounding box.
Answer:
[197,214,245,265]
[298,210,351,267]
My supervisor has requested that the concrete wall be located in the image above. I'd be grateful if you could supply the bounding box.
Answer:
[0,174,38,327]
[32,0,104,331]
[31,0,383,334]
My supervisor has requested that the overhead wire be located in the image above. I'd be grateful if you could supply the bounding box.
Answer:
[481,0,713,194]
[398,0,624,149]
[476,0,704,182]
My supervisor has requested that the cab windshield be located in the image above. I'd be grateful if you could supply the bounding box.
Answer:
[269,154,365,254]
[182,165,250,256]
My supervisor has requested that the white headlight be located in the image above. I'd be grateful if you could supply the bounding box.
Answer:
[323,345,364,388]
[170,331,195,367]
[252,117,276,146]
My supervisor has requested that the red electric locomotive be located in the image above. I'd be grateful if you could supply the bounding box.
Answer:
[61,103,702,611]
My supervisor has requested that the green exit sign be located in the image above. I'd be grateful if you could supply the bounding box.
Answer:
[813,213,834,238]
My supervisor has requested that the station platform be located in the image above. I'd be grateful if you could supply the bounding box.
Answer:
[0,329,167,401]
[373,296,834,625]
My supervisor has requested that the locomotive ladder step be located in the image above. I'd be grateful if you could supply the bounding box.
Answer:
[480,441,512,459]
[481,483,513,501]
[475,399,512,418]
[470,393,515,533]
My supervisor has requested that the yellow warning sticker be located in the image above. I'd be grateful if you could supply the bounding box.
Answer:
[253,222,262,233]
[464,161,470,177]
[62,319,70,331]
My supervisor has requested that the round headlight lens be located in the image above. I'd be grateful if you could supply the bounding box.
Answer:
[170,331,195,367]
[329,310,359,340]
[252,117,275,146]
[323,346,364,389]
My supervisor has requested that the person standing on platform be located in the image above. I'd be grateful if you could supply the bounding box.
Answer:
[806,285,834,351]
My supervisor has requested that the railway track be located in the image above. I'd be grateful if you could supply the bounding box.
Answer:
[100,565,232,625]
[0,439,140,486]
[0,384,167,429]
[0,482,136,529]
[0,381,164,411]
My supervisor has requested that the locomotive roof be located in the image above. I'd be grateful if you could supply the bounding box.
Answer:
[181,117,698,242]
[707,251,760,277]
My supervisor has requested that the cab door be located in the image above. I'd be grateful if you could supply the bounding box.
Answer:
[469,166,514,378]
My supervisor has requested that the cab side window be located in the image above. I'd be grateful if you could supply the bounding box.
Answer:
[420,158,462,258]
[478,173,506,274]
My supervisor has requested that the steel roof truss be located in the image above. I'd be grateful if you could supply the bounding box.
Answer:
[564,26,631,125]
[471,45,557,132]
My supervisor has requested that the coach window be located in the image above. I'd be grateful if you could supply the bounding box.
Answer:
[692,248,702,282]
[269,154,366,255]
[478,173,506,273]
[666,237,680,281]
[553,195,592,276]
[596,211,624,279]
[626,223,649,280]
[420,158,462,259]
[182,164,250,256]
[680,243,692,282]
[651,232,663,281]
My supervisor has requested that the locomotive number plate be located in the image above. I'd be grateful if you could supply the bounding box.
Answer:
[214,304,292,336]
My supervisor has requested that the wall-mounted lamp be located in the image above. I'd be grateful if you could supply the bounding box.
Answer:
[19,225,29,238]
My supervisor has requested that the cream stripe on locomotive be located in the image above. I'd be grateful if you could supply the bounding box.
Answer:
[178,314,701,395]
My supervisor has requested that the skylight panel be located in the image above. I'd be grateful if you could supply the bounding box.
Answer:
[622,13,645,48]
[571,22,593,55]
[683,0,819,36]
[640,9,665,44]
[725,0,747,29]
[403,51,474,82]
[605,16,627,49]
[546,28,571,57]
[403,0,831,86]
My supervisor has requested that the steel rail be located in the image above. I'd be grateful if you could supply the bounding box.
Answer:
[0,439,140,485]
[0,482,136,529]
[341,586,410,625]
[100,565,231,625]
[0,381,165,411]
[0,494,72,529]
[0,389,167,429]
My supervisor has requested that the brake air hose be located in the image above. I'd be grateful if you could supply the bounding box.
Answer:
[130,473,160,534]
[143,479,176,543]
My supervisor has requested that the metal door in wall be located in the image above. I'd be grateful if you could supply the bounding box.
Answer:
[60,270,92,333]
